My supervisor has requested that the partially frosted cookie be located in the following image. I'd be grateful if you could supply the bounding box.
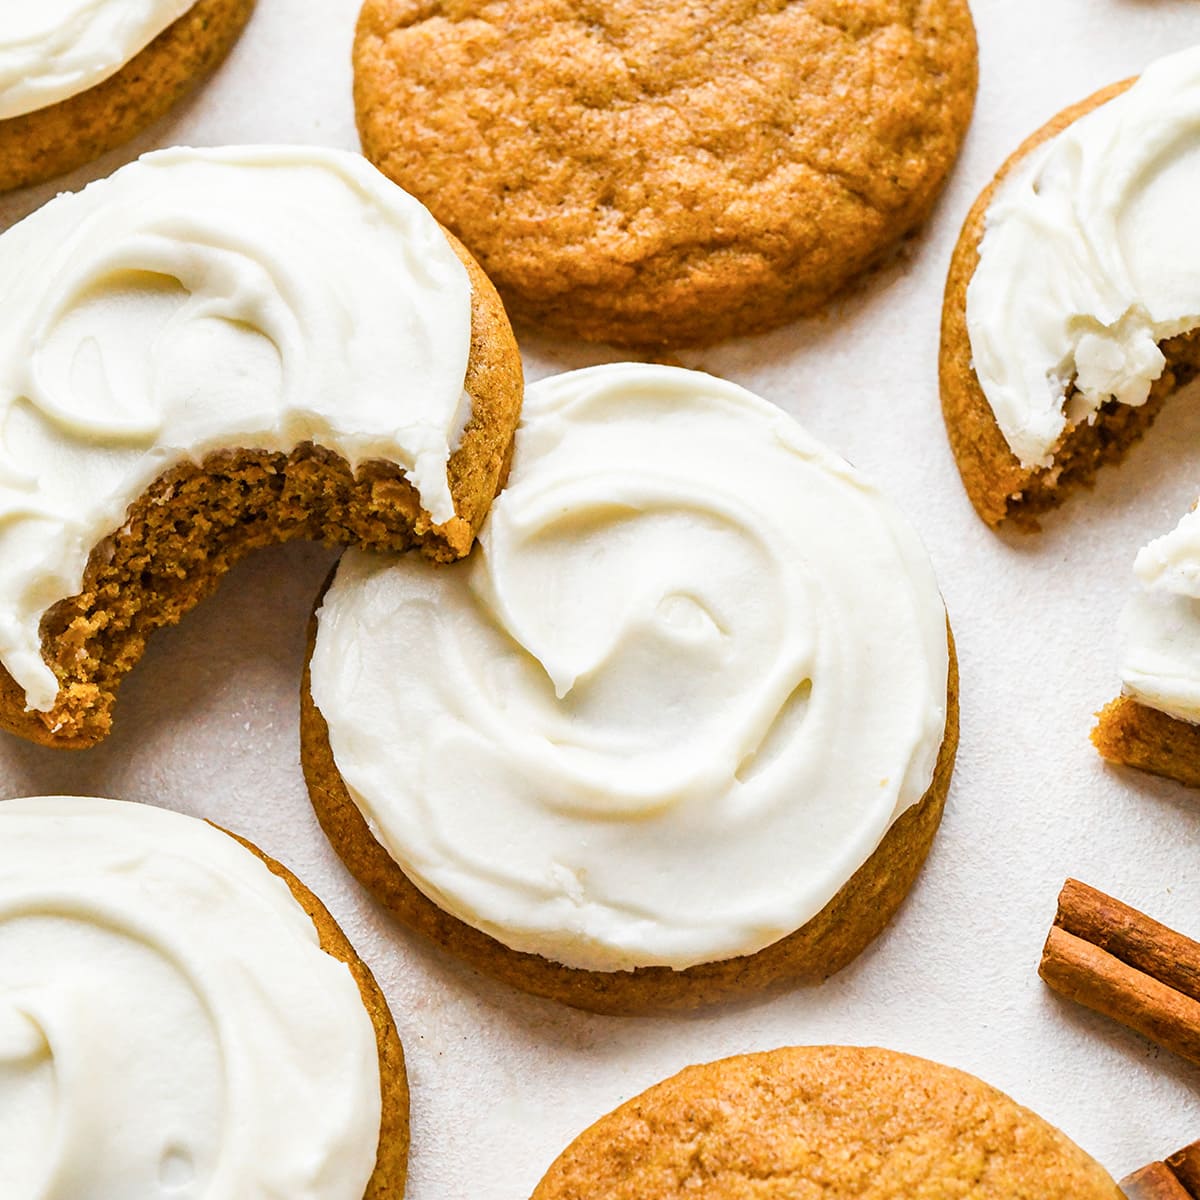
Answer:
[1094,508,1200,787]
[0,795,407,1199]
[0,145,521,748]
[0,0,256,192]
[531,1047,1121,1199]
[940,46,1200,528]
[303,363,957,1014]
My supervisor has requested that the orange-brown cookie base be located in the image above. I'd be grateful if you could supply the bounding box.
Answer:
[0,0,256,194]
[530,1046,1121,1199]
[1093,695,1200,790]
[223,825,409,1199]
[300,620,958,1016]
[355,0,977,347]
[0,236,521,750]
[940,79,1200,530]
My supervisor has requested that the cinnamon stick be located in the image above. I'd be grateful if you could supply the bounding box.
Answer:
[1121,1139,1200,1199]
[1122,1161,1194,1199]
[1167,1141,1200,1196]
[1055,879,1200,1003]
[1039,880,1200,1068]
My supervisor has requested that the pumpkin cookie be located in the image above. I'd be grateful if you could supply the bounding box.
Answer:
[355,0,978,346]
[0,0,256,193]
[940,48,1200,529]
[0,795,407,1198]
[0,145,522,749]
[530,1047,1121,1199]
[302,364,957,1014]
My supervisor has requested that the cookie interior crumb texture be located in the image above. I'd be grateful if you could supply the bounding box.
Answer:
[0,0,256,194]
[355,0,978,347]
[1093,695,1200,790]
[530,1046,1123,1200]
[0,233,521,750]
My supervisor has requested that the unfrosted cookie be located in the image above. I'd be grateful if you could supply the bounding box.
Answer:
[940,49,1200,529]
[302,363,957,1014]
[0,0,255,193]
[0,795,408,1199]
[354,0,978,346]
[0,145,522,749]
[530,1047,1121,1199]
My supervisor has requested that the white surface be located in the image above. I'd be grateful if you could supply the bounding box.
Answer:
[0,0,1198,1192]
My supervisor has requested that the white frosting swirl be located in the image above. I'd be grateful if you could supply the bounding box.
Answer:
[310,364,949,972]
[0,0,197,119]
[1118,507,1200,722]
[0,144,472,712]
[966,46,1200,469]
[0,795,381,1200]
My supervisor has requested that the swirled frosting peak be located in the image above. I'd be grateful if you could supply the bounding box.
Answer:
[0,144,473,712]
[0,0,197,119]
[310,364,950,972]
[0,795,381,1200]
[966,46,1200,468]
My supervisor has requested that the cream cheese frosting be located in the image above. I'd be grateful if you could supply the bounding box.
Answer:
[0,0,197,120]
[309,363,950,973]
[0,144,472,712]
[1118,507,1200,723]
[0,795,381,1200]
[966,46,1200,469]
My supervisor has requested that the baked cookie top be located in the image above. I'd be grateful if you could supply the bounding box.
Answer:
[0,0,198,118]
[531,1046,1122,1200]
[354,0,977,346]
[0,795,381,1199]
[0,144,475,715]
[309,363,949,973]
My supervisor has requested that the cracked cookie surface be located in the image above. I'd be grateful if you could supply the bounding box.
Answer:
[354,0,978,347]
[531,1046,1121,1199]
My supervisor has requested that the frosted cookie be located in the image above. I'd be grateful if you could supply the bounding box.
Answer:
[940,48,1200,529]
[530,1047,1121,1200]
[354,0,978,347]
[0,0,256,193]
[0,795,407,1199]
[0,144,521,749]
[1093,508,1200,787]
[302,363,957,1014]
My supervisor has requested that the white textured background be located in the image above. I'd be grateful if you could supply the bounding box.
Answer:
[1,0,1199,1193]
